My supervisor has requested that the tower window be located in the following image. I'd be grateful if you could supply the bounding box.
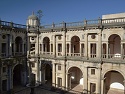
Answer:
[91,69,95,75]
[58,65,61,70]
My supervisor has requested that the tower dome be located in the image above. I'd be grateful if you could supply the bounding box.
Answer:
[27,12,40,27]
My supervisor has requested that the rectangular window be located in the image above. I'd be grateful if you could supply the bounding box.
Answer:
[2,80,7,91]
[58,77,62,87]
[58,44,62,52]
[2,43,6,57]
[3,67,6,73]
[91,69,95,75]
[90,83,96,93]
[58,65,61,70]
[32,63,35,67]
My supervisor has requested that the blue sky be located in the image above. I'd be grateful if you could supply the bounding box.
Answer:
[0,0,125,25]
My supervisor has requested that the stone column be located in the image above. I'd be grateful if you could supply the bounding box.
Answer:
[69,42,71,56]
[53,35,56,57]
[80,42,82,56]
[62,63,66,90]
[52,63,56,87]
[123,80,125,94]
[65,72,68,90]
[9,35,12,56]
[56,40,58,57]
[121,43,123,58]
[22,43,24,55]
[83,66,88,94]
[62,33,66,57]
[96,65,101,94]
[101,78,104,94]
[84,33,88,59]
[98,33,102,59]
[50,42,51,54]
[37,59,40,84]
[41,43,43,54]
[6,34,10,57]
[106,43,109,58]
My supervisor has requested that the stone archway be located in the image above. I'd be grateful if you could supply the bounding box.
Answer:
[45,64,52,86]
[13,64,23,86]
[103,70,124,94]
[68,66,83,91]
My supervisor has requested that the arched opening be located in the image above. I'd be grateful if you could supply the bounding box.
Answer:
[68,67,83,92]
[108,34,121,57]
[45,64,52,86]
[13,64,23,86]
[104,70,124,94]
[71,36,80,55]
[15,36,23,55]
[43,37,50,52]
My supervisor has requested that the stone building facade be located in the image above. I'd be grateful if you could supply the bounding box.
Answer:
[0,20,27,93]
[27,12,125,94]
[1,12,125,94]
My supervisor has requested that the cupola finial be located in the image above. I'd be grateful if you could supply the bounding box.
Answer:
[32,11,34,15]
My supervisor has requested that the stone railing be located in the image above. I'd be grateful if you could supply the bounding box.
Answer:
[0,20,26,29]
[40,17,125,30]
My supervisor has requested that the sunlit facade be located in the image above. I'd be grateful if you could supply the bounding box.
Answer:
[1,12,125,94]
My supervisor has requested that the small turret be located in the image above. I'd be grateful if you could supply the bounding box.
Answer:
[27,12,40,27]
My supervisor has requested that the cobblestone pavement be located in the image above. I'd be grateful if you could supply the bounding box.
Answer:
[13,84,84,94]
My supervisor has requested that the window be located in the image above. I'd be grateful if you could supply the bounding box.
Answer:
[58,77,62,87]
[58,65,61,70]
[31,63,35,67]
[2,43,6,57]
[31,37,34,40]
[82,35,84,39]
[58,44,62,52]
[2,80,7,91]
[3,67,6,73]
[90,83,96,93]
[91,69,95,75]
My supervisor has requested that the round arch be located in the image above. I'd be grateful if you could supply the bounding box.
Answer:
[67,66,83,90]
[13,64,23,86]
[15,36,23,53]
[102,68,125,79]
[71,36,80,53]
[108,34,121,55]
[103,69,125,94]
[43,37,50,52]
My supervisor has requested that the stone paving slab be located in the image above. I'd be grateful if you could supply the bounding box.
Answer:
[14,87,59,94]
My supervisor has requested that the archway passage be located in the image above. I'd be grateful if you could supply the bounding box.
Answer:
[68,67,83,92]
[13,64,23,86]
[45,64,52,86]
[104,70,124,94]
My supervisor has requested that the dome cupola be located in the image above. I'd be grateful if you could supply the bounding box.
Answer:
[27,12,40,27]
